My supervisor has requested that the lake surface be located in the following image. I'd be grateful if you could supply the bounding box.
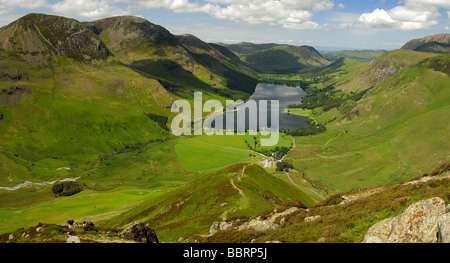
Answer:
[205,83,309,131]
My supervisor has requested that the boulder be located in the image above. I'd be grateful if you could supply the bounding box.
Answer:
[438,213,450,243]
[120,221,159,243]
[239,219,280,232]
[363,197,447,243]
[66,236,81,243]
[210,221,233,235]
[304,215,321,222]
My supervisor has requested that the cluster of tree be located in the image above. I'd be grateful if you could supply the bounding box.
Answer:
[144,112,169,132]
[289,85,369,112]
[285,124,326,137]
[51,181,83,197]
[255,146,291,159]
[276,161,294,172]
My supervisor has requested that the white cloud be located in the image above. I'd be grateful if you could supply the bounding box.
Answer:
[51,0,130,19]
[359,0,449,31]
[0,0,48,15]
[127,0,336,29]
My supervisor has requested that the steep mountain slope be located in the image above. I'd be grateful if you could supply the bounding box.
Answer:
[0,13,112,65]
[0,14,179,188]
[414,41,450,54]
[176,34,257,94]
[333,49,438,92]
[85,17,257,97]
[336,54,450,172]
[401,33,450,51]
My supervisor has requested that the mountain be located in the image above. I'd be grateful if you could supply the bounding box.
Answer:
[176,34,257,94]
[0,14,183,190]
[0,13,112,65]
[85,17,257,97]
[401,33,450,51]
[333,49,439,92]
[413,41,450,54]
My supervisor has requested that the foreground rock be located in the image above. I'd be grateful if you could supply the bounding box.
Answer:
[120,221,159,243]
[363,197,449,243]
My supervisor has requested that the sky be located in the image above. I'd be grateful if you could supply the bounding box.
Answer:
[0,0,449,50]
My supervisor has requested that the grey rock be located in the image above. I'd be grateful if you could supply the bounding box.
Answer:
[210,221,233,235]
[240,219,280,232]
[66,236,81,243]
[120,221,159,243]
[438,213,450,243]
[363,197,446,243]
[304,215,321,222]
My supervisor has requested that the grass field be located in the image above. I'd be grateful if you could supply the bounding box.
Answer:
[174,134,261,174]
[0,184,183,234]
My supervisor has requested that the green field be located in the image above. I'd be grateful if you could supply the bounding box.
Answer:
[0,185,182,234]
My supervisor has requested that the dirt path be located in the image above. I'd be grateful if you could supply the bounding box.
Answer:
[285,171,325,200]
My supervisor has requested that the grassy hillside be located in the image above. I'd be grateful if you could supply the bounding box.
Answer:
[204,164,450,243]
[333,49,438,92]
[99,163,314,242]
[401,33,450,50]
[414,42,450,54]
[281,54,450,195]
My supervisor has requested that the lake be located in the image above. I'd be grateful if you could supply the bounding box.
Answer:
[204,83,309,131]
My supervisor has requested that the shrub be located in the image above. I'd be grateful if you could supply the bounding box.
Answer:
[51,181,83,197]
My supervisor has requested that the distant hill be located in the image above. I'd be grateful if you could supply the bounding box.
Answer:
[218,42,330,74]
[221,42,282,56]
[85,16,257,96]
[320,49,386,62]
[401,33,450,54]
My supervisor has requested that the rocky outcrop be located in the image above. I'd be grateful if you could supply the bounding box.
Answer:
[363,197,450,243]
[208,207,301,235]
[438,213,450,243]
[119,221,159,243]
[238,219,280,232]
[210,221,233,235]
[66,236,81,243]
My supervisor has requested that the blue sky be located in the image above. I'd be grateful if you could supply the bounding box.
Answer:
[1,0,449,50]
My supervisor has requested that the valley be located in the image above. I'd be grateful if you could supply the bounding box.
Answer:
[0,13,449,244]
